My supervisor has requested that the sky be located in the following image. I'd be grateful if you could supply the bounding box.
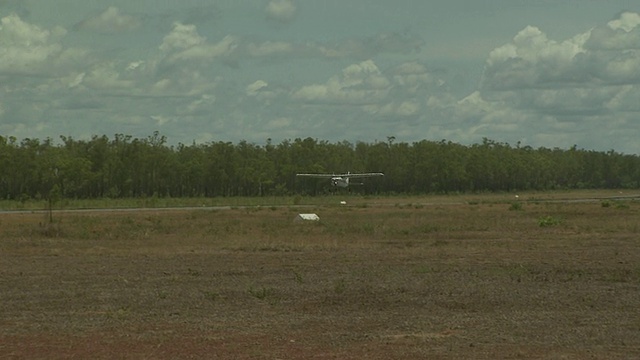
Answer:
[1,0,640,154]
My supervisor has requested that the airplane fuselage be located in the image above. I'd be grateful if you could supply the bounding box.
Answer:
[331,176,349,188]
[296,172,383,189]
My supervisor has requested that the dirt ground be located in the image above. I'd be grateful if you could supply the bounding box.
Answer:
[1,196,639,359]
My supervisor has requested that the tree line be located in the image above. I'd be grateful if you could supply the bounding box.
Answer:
[1,132,639,200]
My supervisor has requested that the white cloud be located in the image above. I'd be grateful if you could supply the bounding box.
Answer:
[155,27,424,68]
[608,12,640,32]
[366,100,421,117]
[246,80,268,95]
[0,14,65,75]
[160,23,237,64]
[606,85,640,111]
[67,72,85,88]
[291,59,452,128]
[389,61,444,93]
[265,0,297,24]
[246,41,293,57]
[2,4,639,154]
[83,62,134,90]
[292,60,390,105]
[483,12,640,89]
[159,22,206,52]
[1,13,50,44]
[456,11,640,152]
[76,6,140,33]
[126,61,144,71]
[177,94,216,116]
[603,51,640,82]
[150,115,171,127]
[586,12,640,51]
[266,117,292,130]
[484,26,588,90]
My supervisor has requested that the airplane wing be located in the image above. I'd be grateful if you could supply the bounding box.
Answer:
[296,172,384,178]
[296,173,338,178]
[342,172,384,178]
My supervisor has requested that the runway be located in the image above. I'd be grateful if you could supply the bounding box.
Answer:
[1,194,638,215]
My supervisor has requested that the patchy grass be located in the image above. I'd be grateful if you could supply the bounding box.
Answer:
[1,194,640,359]
[0,188,636,211]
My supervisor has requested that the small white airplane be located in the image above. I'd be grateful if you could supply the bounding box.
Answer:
[296,172,384,188]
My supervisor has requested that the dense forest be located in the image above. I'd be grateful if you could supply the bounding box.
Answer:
[1,132,639,200]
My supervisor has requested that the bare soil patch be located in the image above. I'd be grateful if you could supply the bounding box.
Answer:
[1,196,639,358]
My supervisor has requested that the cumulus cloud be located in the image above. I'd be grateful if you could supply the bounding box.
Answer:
[0,10,427,145]
[154,28,424,68]
[0,14,66,75]
[291,58,451,130]
[82,62,135,90]
[483,26,588,90]
[265,0,297,24]
[159,22,238,64]
[177,94,216,116]
[292,60,390,105]
[5,4,640,154]
[459,11,640,152]
[246,41,293,57]
[204,31,423,64]
[246,80,268,95]
[483,12,640,90]
[307,32,424,60]
[159,22,206,52]
[585,12,640,51]
[76,6,140,33]
[67,72,85,88]
[608,11,640,32]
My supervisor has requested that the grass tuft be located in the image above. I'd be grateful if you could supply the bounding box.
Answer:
[538,215,562,227]
[509,201,523,211]
[248,286,276,301]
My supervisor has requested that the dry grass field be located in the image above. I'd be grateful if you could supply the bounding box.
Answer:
[1,192,640,359]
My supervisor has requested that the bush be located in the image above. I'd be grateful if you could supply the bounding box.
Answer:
[509,201,523,211]
[538,215,562,227]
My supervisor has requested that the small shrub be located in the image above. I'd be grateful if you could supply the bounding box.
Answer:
[538,215,562,227]
[291,269,304,284]
[203,290,219,302]
[509,201,523,211]
[249,286,275,301]
[417,224,440,234]
[431,239,449,247]
[19,193,30,204]
[615,201,629,210]
[39,221,65,238]
[333,279,347,294]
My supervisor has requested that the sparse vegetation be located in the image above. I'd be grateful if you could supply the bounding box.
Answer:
[538,215,563,227]
[509,201,523,211]
[248,286,277,303]
[1,193,640,359]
